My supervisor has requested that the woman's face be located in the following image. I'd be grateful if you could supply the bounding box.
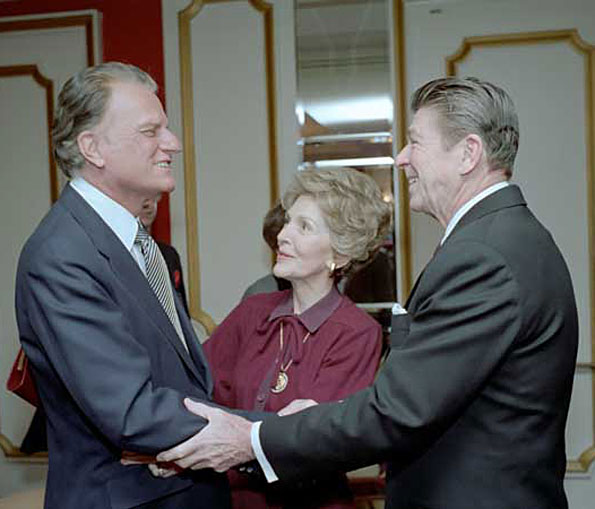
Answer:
[273,195,335,285]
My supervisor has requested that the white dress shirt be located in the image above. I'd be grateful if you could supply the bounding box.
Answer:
[441,181,509,245]
[70,177,146,273]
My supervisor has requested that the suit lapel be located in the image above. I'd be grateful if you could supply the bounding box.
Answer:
[59,187,208,388]
[175,298,212,395]
[405,185,526,309]
[447,184,526,243]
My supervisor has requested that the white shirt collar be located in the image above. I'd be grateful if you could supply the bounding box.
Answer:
[69,177,139,251]
[441,181,510,245]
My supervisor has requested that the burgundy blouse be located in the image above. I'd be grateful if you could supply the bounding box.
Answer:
[204,286,382,412]
[203,286,382,509]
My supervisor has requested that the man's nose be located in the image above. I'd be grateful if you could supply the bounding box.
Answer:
[395,144,410,169]
[162,129,182,153]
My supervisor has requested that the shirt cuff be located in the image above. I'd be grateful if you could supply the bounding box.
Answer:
[251,421,279,483]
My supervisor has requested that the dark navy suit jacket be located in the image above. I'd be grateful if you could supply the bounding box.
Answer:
[15,185,230,509]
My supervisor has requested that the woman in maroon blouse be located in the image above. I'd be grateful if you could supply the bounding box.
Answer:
[203,167,392,509]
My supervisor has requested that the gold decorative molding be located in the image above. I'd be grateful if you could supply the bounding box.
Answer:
[567,447,595,474]
[0,64,54,460]
[0,14,95,68]
[446,29,592,76]
[0,65,56,202]
[392,0,412,300]
[0,13,97,203]
[446,28,595,475]
[299,0,385,8]
[0,432,47,461]
[0,14,96,461]
[178,0,279,332]
[577,362,595,371]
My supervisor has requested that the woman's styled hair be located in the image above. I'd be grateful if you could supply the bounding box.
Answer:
[282,167,392,276]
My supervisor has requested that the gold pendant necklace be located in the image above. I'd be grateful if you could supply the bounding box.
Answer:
[270,322,311,394]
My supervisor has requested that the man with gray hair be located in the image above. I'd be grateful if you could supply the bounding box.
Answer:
[155,77,579,509]
[15,62,230,508]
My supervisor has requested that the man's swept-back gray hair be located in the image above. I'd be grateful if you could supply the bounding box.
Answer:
[412,77,519,176]
[52,62,157,178]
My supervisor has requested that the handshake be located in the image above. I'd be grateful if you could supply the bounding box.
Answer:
[121,397,318,477]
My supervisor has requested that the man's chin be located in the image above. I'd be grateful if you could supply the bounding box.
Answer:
[272,265,292,281]
[408,198,423,213]
[159,178,176,194]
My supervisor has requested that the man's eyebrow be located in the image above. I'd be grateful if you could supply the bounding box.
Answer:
[138,121,161,130]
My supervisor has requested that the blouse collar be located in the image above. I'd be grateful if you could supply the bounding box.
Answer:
[268,285,342,333]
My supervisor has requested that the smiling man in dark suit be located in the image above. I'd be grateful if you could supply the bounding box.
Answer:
[155,77,579,509]
[15,62,230,508]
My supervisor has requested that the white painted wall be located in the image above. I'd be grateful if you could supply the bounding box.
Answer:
[162,0,298,323]
[0,11,99,498]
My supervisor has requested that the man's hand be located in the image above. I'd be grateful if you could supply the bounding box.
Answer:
[155,398,255,473]
[277,398,318,416]
[121,451,181,478]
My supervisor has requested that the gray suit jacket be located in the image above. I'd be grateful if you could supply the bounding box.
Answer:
[15,186,230,509]
[259,185,578,509]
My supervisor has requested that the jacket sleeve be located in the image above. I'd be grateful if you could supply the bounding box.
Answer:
[18,242,208,454]
[259,240,522,479]
[202,301,250,408]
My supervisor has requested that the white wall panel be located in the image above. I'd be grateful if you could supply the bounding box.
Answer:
[190,1,272,322]
[0,11,98,498]
[456,40,591,361]
[163,0,297,324]
[0,74,51,496]
[0,73,51,437]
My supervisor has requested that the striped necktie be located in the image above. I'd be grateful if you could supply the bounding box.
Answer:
[135,223,188,351]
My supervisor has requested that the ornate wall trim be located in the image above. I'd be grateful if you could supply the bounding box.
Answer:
[446,28,595,474]
[178,0,279,332]
[0,64,54,460]
[0,65,56,202]
[0,14,95,68]
[0,12,96,461]
[391,0,412,299]
[0,13,96,203]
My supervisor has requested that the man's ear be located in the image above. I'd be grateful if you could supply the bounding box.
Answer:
[77,130,105,168]
[460,134,483,175]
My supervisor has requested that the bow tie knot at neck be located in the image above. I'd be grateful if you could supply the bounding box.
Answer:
[280,317,311,366]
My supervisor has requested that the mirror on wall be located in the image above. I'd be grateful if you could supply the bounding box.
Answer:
[294,0,396,315]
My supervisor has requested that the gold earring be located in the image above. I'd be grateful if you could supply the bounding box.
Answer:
[327,261,336,276]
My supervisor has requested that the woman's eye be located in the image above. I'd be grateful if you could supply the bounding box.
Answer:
[300,220,313,232]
